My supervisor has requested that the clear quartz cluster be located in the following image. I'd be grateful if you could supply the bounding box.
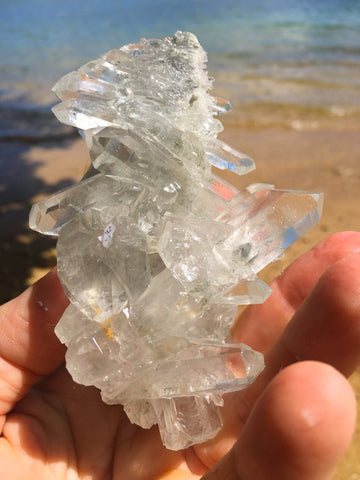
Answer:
[29,32,323,450]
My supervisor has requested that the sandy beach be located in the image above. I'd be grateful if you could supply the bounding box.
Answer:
[0,103,359,477]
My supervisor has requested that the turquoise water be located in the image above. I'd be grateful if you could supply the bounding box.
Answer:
[1,0,360,137]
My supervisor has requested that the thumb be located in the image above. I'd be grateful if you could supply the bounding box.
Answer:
[202,361,357,480]
[0,268,68,431]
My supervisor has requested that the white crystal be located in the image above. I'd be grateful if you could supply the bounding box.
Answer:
[30,32,323,450]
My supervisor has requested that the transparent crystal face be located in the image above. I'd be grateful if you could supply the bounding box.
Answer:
[30,31,323,450]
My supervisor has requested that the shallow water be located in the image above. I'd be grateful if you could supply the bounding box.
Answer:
[1,0,360,137]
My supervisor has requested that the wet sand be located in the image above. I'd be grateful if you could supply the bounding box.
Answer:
[0,108,359,478]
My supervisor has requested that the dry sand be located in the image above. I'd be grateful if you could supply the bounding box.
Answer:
[0,109,359,477]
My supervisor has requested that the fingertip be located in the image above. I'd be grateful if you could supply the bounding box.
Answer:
[233,232,360,353]
[263,361,357,457]
[283,252,360,377]
[290,231,360,272]
[276,231,360,311]
[315,231,360,256]
[236,361,356,480]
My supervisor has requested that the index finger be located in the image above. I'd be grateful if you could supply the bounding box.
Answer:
[233,231,360,353]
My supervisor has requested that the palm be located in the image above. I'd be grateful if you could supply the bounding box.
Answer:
[1,353,240,479]
[1,232,360,480]
[1,367,193,479]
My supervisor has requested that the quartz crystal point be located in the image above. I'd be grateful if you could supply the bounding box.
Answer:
[29,32,323,450]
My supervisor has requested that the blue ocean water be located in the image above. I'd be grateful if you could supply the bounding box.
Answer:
[1,0,360,137]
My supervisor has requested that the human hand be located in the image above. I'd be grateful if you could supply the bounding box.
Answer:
[0,231,359,479]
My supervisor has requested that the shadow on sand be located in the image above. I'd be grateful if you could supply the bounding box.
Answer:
[0,137,77,304]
